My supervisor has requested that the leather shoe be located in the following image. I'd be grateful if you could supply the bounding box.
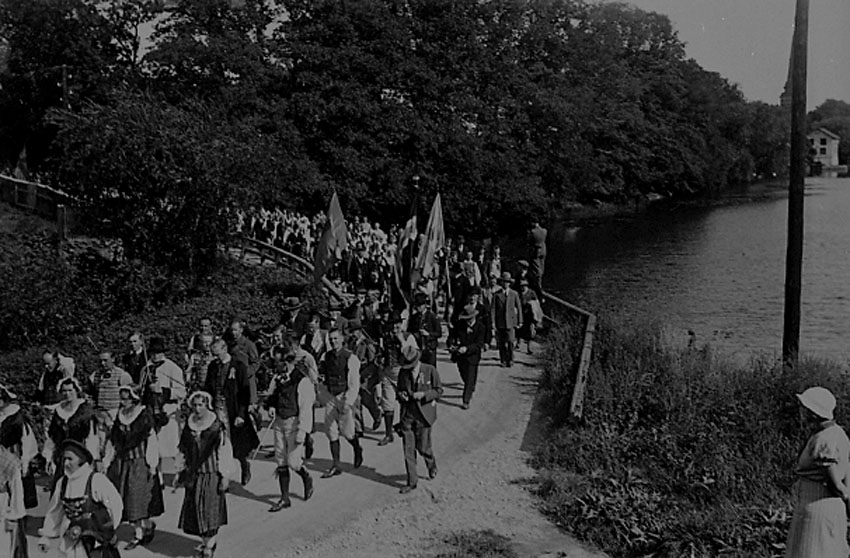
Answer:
[428,466,438,480]
[269,497,291,512]
[142,522,156,544]
[377,434,394,446]
[399,484,417,494]
[462,402,469,410]
[125,538,144,551]
[321,466,343,478]
[353,446,363,469]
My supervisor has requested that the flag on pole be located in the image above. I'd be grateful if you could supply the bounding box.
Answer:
[412,193,445,288]
[313,192,347,283]
[393,193,419,304]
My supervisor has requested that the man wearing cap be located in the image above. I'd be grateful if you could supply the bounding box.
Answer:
[264,346,316,512]
[397,345,442,494]
[318,328,364,477]
[407,293,442,367]
[491,272,523,368]
[39,439,123,558]
[377,312,418,446]
[451,308,486,410]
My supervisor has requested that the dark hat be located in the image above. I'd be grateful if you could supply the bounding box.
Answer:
[282,296,302,310]
[517,260,529,268]
[148,337,167,354]
[413,292,429,306]
[499,271,513,283]
[389,310,404,324]
[468,285,482,296]
[399,344,420,368]
[377,302,390,314]
[458,308,478,320]
[519,279,529,287]
[60,439,93,464]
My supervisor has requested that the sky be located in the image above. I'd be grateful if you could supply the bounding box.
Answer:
[615,0,850,109]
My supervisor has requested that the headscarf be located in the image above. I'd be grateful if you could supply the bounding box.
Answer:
[187,391,214,411]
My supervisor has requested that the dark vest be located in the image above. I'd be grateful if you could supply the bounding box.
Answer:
[323,349,352,396]
[273,369,304,419]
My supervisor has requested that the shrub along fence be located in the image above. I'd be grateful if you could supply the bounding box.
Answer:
[0,173,77,239]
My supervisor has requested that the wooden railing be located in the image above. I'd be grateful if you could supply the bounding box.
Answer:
[541,291,596,422]
[0,174,76,239]
[238,237,349,304]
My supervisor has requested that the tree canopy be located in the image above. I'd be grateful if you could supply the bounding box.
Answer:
[0,0,838,276]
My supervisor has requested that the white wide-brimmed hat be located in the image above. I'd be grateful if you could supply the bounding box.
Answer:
[797,386,837,420]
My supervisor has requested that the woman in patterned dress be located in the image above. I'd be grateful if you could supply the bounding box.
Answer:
[174,391,234,558]
[785,386,850,558]
[42,378,98,490]
[102,384,164,550]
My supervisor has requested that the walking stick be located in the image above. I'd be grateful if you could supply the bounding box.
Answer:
[250,420,273,461]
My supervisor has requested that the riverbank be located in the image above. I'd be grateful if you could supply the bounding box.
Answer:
[559,179,790,227]
[532,316,850,557]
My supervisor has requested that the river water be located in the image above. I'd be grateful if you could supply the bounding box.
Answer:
[544,176,850,363]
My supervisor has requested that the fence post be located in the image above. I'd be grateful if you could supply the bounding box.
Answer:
[569,313,596,421]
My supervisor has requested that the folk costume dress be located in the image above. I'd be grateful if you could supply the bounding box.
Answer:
[175,414,233,536]
[785,420,850,558]
[0,448,26,558]
[102,405,164,523]
[43,400,98,489]
[39,463,123,558]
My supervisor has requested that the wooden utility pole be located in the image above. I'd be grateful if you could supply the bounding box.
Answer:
[782,0,809,367]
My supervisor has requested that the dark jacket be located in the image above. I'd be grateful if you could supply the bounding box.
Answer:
[453,319,487,366]
[398,363,442,426]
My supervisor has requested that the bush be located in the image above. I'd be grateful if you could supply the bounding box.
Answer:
[533,317,846,557]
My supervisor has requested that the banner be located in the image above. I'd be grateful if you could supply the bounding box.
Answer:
[312,192,347,283]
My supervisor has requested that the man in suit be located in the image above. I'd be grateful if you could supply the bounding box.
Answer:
[452,308,486,410]
[491,272,523,368]
[396,345,442,494]
[407,292,442,367]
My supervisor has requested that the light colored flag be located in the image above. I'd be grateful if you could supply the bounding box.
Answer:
[313,192,347,283]
[412,193,445,288]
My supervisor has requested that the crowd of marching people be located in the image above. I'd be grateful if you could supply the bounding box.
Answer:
[0,214,547,558]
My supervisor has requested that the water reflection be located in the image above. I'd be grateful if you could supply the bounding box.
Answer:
[547,177,850,363]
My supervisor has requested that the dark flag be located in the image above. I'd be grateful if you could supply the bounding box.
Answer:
[313,192,348,283]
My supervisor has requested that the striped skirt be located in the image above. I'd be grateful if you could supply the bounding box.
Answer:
[785,479,849,558]
[107,454,165,523]
[179,471,227,536]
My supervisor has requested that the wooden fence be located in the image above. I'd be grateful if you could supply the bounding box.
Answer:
[540,291,597,422]
[0,174,77,239]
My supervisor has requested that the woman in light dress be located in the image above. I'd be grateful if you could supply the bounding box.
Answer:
[785,386,850,558]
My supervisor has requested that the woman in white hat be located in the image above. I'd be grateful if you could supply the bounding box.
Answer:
[785,386,850,557]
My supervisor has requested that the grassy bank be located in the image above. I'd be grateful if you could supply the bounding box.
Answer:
[534,317,850,557]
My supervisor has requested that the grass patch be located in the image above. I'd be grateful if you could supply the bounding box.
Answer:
[534,316,842,558]
[433,529,518,558]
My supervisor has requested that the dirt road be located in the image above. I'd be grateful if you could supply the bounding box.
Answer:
[31,345,603,558]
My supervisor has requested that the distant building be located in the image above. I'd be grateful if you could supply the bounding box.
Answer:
[808,128,841,167]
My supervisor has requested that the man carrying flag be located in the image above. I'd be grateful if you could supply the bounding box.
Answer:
[313,192,348,283]
[392,177,420,307]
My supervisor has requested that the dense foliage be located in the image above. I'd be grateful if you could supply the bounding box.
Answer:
[809,99,850,166]
[534,318,849,557]
[0,0,833,275]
